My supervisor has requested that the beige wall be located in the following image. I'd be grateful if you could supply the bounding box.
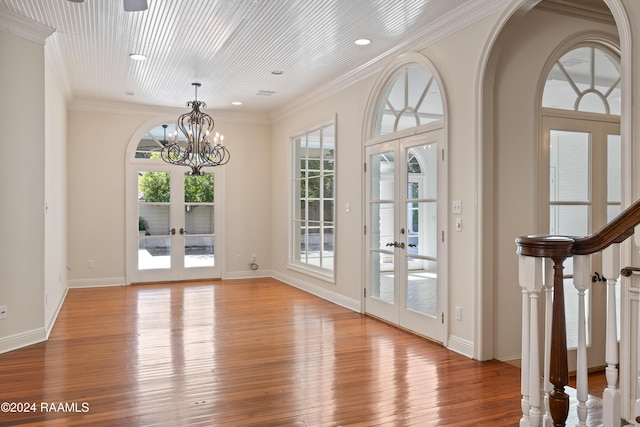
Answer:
[44,37,69,333]
[66,108,272,285]
[270,78,373,306]
[421,14,500,357]
[0,30,46,347]
[489,8,619,361]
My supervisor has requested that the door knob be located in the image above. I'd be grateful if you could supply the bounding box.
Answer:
[170,228,176,235]
[180,228,185,235]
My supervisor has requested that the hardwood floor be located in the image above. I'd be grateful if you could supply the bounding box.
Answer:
[0,278,529,426]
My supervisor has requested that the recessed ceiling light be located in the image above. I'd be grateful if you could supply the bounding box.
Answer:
[125,91,135,96]
[232,101,243,106]
[129,53,147,61]
[271,70,284,75]
[355,38,371,46]
[67,0,85,3]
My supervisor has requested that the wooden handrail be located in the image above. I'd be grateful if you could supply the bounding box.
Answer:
[516,198,640,259]
[515,198,640,426]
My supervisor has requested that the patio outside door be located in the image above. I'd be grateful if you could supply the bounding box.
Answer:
[365,131,444,342]
[130,165,221,283]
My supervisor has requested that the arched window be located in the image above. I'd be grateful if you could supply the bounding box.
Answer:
[374,66,444,136]
[542,45,621,115]
[135,123,181,158]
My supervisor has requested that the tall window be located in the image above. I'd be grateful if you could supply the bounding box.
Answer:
[542,43,621,348]
[291,122,335,277]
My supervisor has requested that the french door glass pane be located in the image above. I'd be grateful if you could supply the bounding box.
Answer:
[370,251,394,303]
[406,201,437,257]
[184,173,214,268]
[138,170,171,270]
[371,203,394,250]
[407,144,437,199]
[549,205,589,236]
[608,134,621,221]
[549,130,590,202]
[406,258,437,317]
[370,150,395,304]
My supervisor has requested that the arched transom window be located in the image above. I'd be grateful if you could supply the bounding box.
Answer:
[374,66,444,136]
[542,45,621,115]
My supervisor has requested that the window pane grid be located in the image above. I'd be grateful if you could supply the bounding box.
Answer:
[291,124,335,274]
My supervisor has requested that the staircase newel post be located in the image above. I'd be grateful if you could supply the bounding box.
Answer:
[543,258,554,426]
[549,255,570,427]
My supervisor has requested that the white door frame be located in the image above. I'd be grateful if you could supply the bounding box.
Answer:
[125,118,226,284]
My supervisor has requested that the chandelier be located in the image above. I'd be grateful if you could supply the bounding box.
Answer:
[161,83,230,175]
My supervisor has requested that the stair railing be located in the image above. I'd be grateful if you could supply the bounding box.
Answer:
[515,198,640,427]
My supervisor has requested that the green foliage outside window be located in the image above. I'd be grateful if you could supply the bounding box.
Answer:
[139,170,214,203]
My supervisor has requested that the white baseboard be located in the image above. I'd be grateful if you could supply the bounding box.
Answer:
[224,269,274,280]
[272,271,361,313]
[0,328,46,355]
[45,287,69,339]
[68,277,126,288]
[447,334,475,358]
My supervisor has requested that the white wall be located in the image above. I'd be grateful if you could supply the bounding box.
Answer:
[0,29,46,351]
[44,36,68,334]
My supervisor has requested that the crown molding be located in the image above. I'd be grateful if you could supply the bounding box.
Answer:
[68,98,272,125]
[0,8,54,44]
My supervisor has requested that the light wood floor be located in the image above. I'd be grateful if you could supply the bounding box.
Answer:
[0,278,599,426]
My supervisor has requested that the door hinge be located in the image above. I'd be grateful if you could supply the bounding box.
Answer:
[364,225,367,235]
[364,162,367,173]
[441,312,444,324]
[441,230,444,242]
[442,148,445,161]
[364,288,367,297]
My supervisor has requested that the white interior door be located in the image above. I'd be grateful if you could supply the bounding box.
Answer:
[128,164,222,283]
[365,131,444,342]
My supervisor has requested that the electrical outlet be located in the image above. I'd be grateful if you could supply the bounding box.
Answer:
[455,307,462,321]
[0,305,7,320]
[88,260,94,268]
[235,255,241,262]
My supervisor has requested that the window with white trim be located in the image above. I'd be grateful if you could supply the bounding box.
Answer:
[291,122,335,277]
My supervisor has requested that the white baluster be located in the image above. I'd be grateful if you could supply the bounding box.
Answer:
[635,299,640,427]
[520,255,543,426]
[529,258,544,426]
[520,255,532,427]
[603,244,622,427]
[543,258,554,426]
[573,255,590,426]
[634,226,640,427]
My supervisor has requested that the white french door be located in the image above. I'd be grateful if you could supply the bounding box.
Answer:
[127,164,223,283]
[365,131,444,342]
[543,115,621,368]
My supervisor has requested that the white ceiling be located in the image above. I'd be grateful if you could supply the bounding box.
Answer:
[0,0,503,116]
